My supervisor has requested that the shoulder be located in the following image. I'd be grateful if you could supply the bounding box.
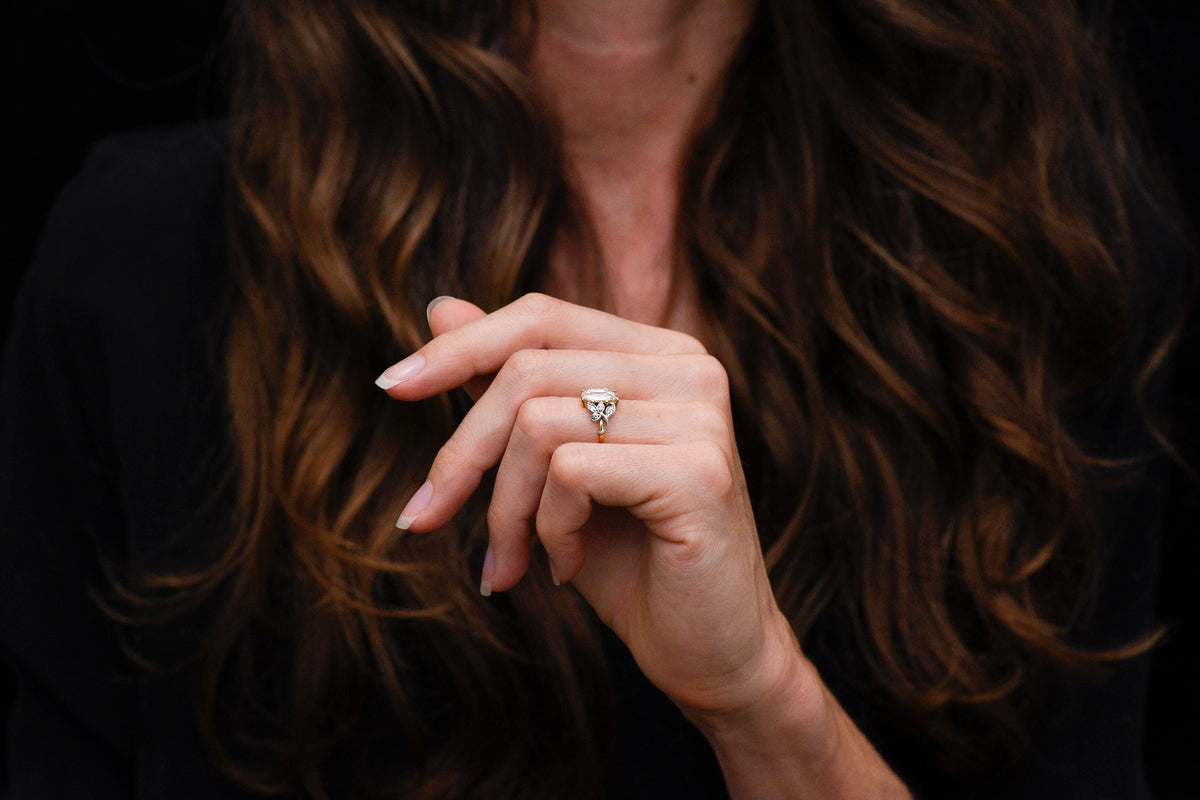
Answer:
[9,122,234,497]
[25,121,230,326]
[40,120,227,245]
[55,121,228,221]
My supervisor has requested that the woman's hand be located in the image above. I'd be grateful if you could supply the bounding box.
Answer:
[377,293,910,798]
[377,293,792,716]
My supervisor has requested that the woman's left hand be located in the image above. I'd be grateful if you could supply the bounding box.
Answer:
[376,293,800,720]
[378,294,912,799]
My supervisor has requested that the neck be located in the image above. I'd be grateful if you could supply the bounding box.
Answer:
[523,0,753,327]
[525,1,752,160]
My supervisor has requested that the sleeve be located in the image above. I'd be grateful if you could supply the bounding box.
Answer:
[1,149,139,796]
[1,123,242,799]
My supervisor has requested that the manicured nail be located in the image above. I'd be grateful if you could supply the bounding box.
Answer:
[480,546,495,597]
[395,481,432,529]
[426,295,453,321]
[375,353,426,390]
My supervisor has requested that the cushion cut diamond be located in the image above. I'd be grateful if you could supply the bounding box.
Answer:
[581,388,619,406]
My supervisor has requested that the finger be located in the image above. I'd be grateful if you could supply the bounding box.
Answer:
[427,297,491,400]
[375,292,708,398]
[399,349,730,533]
[535,440,737,583]
[485,398,729,593]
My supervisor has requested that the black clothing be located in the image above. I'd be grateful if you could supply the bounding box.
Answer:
[0,125,1175,798]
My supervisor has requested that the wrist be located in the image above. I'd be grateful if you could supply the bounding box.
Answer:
[683,612,910,800]
[684,615,831,761]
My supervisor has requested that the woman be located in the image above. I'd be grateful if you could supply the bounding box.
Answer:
[0,0,1182,797]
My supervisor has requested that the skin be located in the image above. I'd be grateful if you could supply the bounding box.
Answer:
[377,1,914,797]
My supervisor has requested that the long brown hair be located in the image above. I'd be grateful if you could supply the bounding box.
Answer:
[164,0,1169,794]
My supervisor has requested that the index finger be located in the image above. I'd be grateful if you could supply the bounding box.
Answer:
[374,293,707,399]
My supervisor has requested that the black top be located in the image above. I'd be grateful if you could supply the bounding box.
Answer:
[0,125,1176,798]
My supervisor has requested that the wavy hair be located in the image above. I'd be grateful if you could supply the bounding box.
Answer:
[163,0,1170,794]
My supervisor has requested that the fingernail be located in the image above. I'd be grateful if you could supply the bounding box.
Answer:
[395,481,432,529]
[375,353,426,390]
[426,295,453,321]
[480,546,495,597]
[548,556,561,586]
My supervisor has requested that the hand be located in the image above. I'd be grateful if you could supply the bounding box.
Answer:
[378,294,912,798]
[376,293,800,719]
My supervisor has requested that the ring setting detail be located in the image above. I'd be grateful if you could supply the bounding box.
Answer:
[581,388,619,442]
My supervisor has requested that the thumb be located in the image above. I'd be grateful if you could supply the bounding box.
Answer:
[425,296,492,401]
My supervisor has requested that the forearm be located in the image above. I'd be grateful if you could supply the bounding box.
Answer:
[689,624,911,799]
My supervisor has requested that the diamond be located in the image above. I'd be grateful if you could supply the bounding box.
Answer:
[581,388,619,406]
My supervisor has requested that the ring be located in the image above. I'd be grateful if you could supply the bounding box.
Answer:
[581,388,619,443]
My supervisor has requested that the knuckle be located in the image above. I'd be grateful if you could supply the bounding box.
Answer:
[691,354,731,399]
[486,502,513,535]
[533,505,562,545]
[486,502,505,532]
[686,440,734,494]
[435,435,471,467]
[516,292,560,321]
[502,347,549,383]
[669,331,709,355]
[513,397,557,448]
[688,401,729,440]
[547,442,589,487]
[433,435,485,480]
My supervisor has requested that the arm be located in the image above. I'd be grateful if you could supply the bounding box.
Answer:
[1,177,137,796]
[2,124,237,798]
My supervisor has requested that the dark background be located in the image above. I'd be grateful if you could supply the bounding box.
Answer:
[3,0,229,308]
[2,1,1197,796]
[1106,4,1200,798]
